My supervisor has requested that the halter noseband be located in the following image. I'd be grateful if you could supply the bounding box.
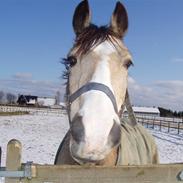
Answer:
[65,82,137,165]
[68,82,119,115]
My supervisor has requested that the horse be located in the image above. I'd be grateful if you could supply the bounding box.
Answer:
[54,0,159,166]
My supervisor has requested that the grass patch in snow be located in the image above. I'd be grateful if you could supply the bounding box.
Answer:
[0,111,30,116]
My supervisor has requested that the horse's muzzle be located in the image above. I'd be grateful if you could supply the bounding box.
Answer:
[70,115,121,164]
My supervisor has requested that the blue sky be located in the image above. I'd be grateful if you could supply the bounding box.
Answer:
[0,0,183,110]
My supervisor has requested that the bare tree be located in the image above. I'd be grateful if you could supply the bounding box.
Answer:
[55,91,61,105]
[6,93,17,104]
[0,91,4,103]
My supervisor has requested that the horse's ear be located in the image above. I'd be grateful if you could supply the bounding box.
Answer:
[110,1,128,38]
[72,0,91,36]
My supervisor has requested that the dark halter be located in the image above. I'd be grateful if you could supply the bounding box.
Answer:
[68,82,119,115]
[66,83,119,165]
[54,82,137,165]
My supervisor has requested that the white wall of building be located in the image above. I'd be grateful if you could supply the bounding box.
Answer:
[124,106,160,117]
[27,99,36,105]
[37,97,56,107]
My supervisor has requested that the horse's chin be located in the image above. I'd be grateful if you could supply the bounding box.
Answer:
[70,148,106,165]
[70,142,108,165]
[71,155,103,165]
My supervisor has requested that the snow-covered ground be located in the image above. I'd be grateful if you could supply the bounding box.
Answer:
[0,113,183,167]
[0,114,69,166]
[150,126,183,163]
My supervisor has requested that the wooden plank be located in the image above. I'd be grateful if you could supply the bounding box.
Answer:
[21,164,183,183]
[5,139,22,183]
[178,123,180,134]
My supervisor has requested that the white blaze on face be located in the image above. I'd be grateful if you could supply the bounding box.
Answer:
[77,41,120,159]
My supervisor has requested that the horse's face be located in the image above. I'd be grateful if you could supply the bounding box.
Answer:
[67,0,132,164]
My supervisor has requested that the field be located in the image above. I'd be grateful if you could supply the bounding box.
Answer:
[0,110,183,167]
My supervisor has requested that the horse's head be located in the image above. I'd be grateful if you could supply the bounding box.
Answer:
[65,0,132,165]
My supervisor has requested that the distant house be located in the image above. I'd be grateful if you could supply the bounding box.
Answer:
[17,95,56,107]
[17,95,38,106]
[124,106,160,117]
[37,97,56,107]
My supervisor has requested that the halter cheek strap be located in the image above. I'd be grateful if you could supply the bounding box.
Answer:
[65,82,137,165]
[68,82,119,115]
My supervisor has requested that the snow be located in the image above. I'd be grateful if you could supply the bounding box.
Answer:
[0,113,69,166]
[0,112,182,167]
[148,126,183,164]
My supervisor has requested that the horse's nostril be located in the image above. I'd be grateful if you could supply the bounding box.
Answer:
[108,120,121,147]
[71,115,85,143]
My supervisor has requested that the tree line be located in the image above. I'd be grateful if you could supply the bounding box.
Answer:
[0,90,182,117]
[158,107,183,118]
[0,90,61,106]
[0,91,17,104]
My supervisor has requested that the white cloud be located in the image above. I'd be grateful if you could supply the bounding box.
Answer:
[1,73,182,111]
[0,74,66,101]
[13,72,33,80]
[128,76,183,111]
[171,58,183,63]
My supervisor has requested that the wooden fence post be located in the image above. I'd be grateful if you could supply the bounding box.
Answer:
[5,139,22,183]
[159,120,162,131]
[168,122,170,133]
[178,123,180,134]
[142,117,144,126]
[0,146,1,167]
[152,117,155,129]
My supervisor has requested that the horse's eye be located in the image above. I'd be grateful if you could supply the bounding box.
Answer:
[124,59,133,69]
[68,56,77,67]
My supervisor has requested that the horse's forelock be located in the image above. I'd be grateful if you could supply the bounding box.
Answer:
[74,24,121,56]
[62,24,121,102]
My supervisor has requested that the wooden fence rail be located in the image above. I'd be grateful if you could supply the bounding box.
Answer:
[136,116,183,134]
[0,140,183,183]
[0,105,66,116]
